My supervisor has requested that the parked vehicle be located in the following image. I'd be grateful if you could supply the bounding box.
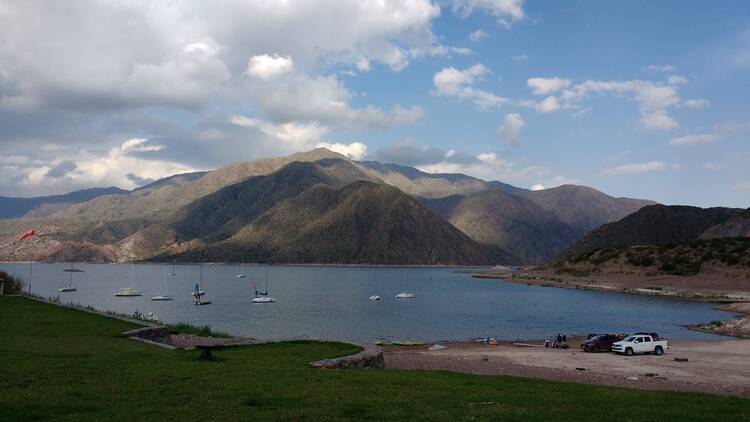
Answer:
[612,334,668,356]
[580,334,625,352]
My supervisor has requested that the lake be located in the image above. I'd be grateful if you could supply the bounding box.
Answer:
[1,262,734,342]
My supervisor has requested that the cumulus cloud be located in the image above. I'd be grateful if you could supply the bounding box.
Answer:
[245,54,294,79]
[451,0,527,29]
[498,113,525,145]
[231,115,327,145]
[315,142,368,160]
[45,160,78,179]
[433,64,507,108]
[668,133,721,146]
[121,138,164,153]
[469,29,488,42]
[249,73,424,130]
[527,77,571,95]
[600,161,669,176]
[558,79,684,129]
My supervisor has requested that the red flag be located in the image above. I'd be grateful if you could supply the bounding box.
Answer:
[19,230,35,241]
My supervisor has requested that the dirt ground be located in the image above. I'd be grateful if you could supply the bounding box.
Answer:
[385,338,750,398]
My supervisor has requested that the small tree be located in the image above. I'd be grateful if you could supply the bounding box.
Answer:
[0,271,24,294]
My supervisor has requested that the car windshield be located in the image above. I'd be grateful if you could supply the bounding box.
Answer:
[590,335,605,341]
[625,336,636,342]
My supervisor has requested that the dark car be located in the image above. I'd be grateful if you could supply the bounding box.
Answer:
[580,334,625,352]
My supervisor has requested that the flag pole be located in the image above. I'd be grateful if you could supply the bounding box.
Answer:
[28,260,32,295]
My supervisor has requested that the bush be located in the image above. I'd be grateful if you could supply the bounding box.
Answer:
[0,271,24,294]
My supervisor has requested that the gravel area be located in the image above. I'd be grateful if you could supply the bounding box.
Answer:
[166,333,258,349]
[385,339,750,398]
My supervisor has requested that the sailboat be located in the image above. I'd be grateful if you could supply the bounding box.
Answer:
[151,265,173,301]
[58,266,82,292]
[168,261,177,277]
[369,270,380,301]
[192,263,211,305]
[236,259,247,278]
[115,260,141,296]
[251,270,275,303]
[395,275,415,299]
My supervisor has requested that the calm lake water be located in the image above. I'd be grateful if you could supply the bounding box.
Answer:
[1,262,734,342]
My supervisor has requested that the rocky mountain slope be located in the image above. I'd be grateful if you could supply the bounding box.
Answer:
[168,181,513,265]
[556,205,745,263]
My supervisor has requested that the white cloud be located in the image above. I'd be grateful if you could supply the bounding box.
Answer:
[451,0,526,29]
[560,79,683,130]
[245,54,294,79]
[601,161,668,176]
[512,54,528,62]
[231,115,328,145]
[681,98,710,109]
[433,64,507,108]
[498,112,524,145]
[527,77,571,95]
[666,74,689,85]
[531,184,545,191]
[668,133,720,146]
[250,73,423,130]
[734,181,750,191]
[641,111,679,130]
[315,142,367,160]
[120,138,164,153]
[469,29,488,42]
[644,64,676,73]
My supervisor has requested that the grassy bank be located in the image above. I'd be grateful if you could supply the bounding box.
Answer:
[1,296,749,421]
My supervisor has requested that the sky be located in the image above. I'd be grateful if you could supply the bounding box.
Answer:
[0,0,748,207]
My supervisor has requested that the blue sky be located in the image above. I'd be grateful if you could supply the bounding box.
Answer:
[0,1,748,207]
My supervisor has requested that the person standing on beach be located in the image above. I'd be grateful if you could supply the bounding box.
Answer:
[557,333,562,344]
[562,334,567,343]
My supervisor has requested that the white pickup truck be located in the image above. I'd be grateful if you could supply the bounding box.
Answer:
[611,334,668,356]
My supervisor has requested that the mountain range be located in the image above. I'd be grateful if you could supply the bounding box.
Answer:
[0,148,657,265]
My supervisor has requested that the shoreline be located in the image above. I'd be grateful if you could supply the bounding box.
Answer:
[0,260,492,269]
[473,269,750,338]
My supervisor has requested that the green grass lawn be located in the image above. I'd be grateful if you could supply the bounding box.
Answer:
[1,296,748,421]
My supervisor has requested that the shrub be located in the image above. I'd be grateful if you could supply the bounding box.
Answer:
[0,271,24,294]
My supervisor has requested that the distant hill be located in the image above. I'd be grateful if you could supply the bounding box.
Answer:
[421,189,576,264]
[555,205,745,263]
[701,209,750,239]
[0,187,128,218]
[167,181,513,265]
[518,185,656,238]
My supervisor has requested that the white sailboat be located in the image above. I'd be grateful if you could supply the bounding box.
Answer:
[151,265,173,301]
[236,259,247,278]
[251,270,275,303]
[369,270,380,301]
[396,275,415,299]
[168,261,177,277]
[192,263,211,305]
[115,260,141,296]
[58,266,82,292]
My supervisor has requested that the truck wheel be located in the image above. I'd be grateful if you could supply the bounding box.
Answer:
[593,346,599,353]
[625,348,633,356]
[654,346,663,355]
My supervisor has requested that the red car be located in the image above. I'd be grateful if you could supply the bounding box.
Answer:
[580,334,625,352]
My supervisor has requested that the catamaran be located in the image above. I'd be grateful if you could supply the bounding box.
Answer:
[251,270,275,303]
[151,265,173,301]
[58,266,82,292]
[115,260,141,296]
[236,259,247,278]
[369,270,380,301]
